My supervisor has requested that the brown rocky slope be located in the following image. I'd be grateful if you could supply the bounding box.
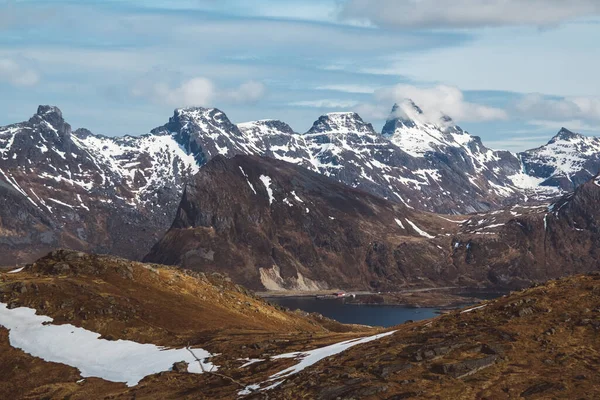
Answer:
[267,272,600,400]
[146,154,600,292]
[144,154,456,291]
[2,252,600,399]
[0,250,372,399]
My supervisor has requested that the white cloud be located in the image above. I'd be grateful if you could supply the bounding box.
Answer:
[374,84,508,123]
[132,77,266,107]
[315,84,379,94]
[515,94,600,122]
[151,78,216,107]
[289,99,360,108]
[339,0,600,28]
[351,103,390,120]
[0,59,39,86]
[224,80,267,104]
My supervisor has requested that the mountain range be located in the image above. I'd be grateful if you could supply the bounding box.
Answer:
[1,102,600,271]
[145,154,600,291]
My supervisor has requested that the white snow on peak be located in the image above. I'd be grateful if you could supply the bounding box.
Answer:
[309,112,373,135]
[524,131,600,177]
[0,126,19,160]
[0,303,216,387]
[74,133,199,204]
[175,107,219,120]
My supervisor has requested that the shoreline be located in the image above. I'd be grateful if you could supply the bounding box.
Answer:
[259,287,507,308]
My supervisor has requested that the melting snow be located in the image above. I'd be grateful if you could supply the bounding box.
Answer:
[395,218,405,229]
[259,175,274,205]
[239,330,396,396]
[291,191,304,203]
[0,304,216,387]
[460,304,487,314]
[48,198,75,209]
[405,219,435,238]
[7,267,24,274]
[238,167,257,194]
[240,358,264,368]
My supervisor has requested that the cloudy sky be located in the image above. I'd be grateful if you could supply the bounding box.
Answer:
[1,0,599,151]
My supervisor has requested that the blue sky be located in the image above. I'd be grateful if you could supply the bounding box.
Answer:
[1,0,600,151]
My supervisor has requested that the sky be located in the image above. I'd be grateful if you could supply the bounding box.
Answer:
[1,0,600,151]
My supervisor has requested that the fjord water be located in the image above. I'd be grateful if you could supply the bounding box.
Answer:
[267,297,439,327]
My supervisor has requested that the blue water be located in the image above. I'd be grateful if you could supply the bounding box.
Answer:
[267,297,439,328]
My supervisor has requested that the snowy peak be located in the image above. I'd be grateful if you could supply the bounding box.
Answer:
[28,105,71,139]
[382,102,471,157]
[34,105,64,122]
[237,119,296,136]
[170,107,240,136]
[307,112,375,135]
[519,127,600,190]
[548,127,585,144]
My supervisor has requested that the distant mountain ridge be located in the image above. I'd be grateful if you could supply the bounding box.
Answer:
[145,154,600,292]
[1,103,599,266]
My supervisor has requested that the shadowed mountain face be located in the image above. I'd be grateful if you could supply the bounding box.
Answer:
[144,154,452,291]
[146,154,600,291]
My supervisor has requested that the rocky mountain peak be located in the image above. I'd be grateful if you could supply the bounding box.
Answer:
[307,112,375,135]
[171,107,240,135]
[28,105,69,136]
[549,127,584,143]
[36,105,63,119]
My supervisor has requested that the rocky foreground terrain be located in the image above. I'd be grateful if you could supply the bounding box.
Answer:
[270,272,600,400]
[1,251,600,399]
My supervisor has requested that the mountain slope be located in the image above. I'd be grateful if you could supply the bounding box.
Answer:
[0,106,198,265]
[146,154,600,292]
[268,272,600,399]
[144,154,452,291]
[0,250,370,399]
[2,253,600,399]
[2,104,600,267]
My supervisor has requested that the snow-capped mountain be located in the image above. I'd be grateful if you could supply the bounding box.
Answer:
[382,100,559,201]
[0,106,198,264]
[2,103,599,266]
[519,128,600,190]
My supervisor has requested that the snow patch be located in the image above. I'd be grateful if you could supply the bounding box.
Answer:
[239,330,396,396]
[259,175,274,205]
[405,219,435,238]
[0,303,216,387]
[239,167,257,194]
